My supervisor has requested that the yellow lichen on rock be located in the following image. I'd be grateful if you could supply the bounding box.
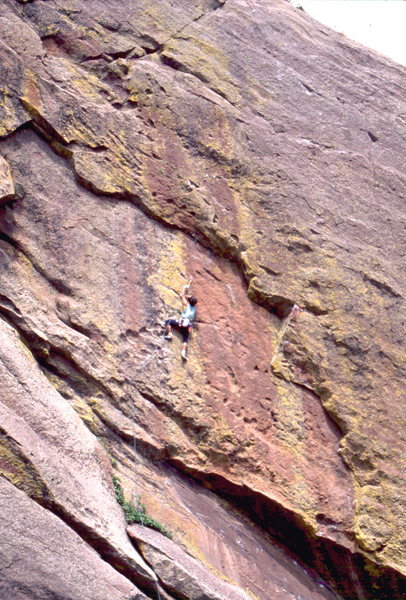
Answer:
[147,233,187,310]
[0,436,48,501]
[162,36,242,106]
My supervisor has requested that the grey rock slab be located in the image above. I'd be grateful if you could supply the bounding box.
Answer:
[128,524,253,600]
[0,476,147,600]
[0,317,156,587]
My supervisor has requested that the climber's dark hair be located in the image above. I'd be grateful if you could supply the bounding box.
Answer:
[188,296,198,306]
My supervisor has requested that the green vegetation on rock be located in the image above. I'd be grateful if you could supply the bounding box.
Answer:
[113,477,173,539]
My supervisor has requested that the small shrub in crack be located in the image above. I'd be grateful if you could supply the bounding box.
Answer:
[113,477,173,539]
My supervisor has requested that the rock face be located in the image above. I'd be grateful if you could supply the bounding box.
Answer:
[0,156,14,203]
[0,477,148,600]
[128,524,254,600]
[0,316,155,588]
[0,1,405,599]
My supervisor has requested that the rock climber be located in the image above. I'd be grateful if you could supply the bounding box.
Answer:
[163,278,197,361]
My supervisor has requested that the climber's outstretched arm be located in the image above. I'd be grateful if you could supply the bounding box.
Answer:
[181,278,192,308]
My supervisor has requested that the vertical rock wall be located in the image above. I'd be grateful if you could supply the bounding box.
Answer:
[0,1,405,599]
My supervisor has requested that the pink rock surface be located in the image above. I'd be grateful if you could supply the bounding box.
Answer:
[0,1,405,599]
[0,316,155,588]
[0,477,147,600]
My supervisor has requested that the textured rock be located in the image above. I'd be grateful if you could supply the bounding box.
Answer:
[129,524,254,600]
[0,477,147,600]
[0,316,155,590]
[0,156,14,203]
[0,0,405,599]
[128,510,341,600]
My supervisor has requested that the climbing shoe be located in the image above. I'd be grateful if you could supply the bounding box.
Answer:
[164,334,172,340]
[181,350,188,361]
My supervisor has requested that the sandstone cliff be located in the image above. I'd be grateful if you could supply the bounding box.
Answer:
[0,1,405,599]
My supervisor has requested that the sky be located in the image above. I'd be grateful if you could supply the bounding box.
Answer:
[289,0,406,66]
